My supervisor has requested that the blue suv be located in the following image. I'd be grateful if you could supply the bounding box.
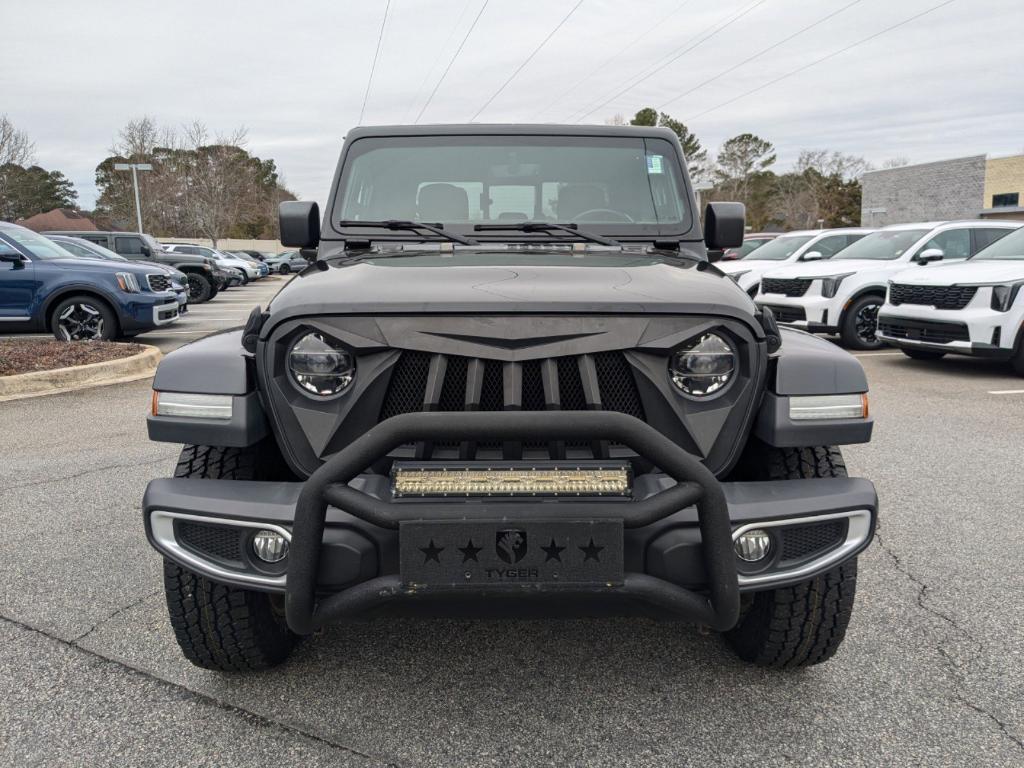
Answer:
[0,222,181,341]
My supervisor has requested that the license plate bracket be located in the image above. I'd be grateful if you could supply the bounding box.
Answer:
[400,519,624,587]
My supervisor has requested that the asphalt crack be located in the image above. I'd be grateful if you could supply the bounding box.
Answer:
[3,456,174,491]
[0,612,402,767]
[71,588,161,643]
[873,526,1022,753]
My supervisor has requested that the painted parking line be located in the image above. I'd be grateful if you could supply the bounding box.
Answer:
[989,389,1024,395]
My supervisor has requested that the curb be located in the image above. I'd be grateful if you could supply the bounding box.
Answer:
[0,345,162,402]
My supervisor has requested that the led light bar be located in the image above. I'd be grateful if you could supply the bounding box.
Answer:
[153,391,233,420]
[789,393,867,421]
[392,463,632,498]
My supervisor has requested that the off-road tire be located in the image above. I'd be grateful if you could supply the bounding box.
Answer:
[840,293,885,350]
[163,443,298,671]
[186,272,213,303]
[723,444,858,668]
[901,348,945,361]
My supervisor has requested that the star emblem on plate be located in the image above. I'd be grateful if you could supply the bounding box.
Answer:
[541,538,566,562]
[579,537,604,562]
[419,539,444,564]
[458,539,483,563]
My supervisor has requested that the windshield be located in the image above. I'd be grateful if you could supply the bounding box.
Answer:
[729,237,773,258]
[742,235,814,261]
[334,135,690,237]
[1,228,78,260]
[972,227,1024,260]
[833,229,928,260]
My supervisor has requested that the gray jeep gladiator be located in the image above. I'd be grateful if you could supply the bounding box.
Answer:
[143,124,877,672]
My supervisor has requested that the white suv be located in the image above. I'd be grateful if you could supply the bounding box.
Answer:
[755,221,1022,349]
[163,244,261,281]
[718,228,872,297]
[878,224,1024,372]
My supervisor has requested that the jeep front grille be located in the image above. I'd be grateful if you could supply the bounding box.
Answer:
[761,278,812,297]
[380,350,644,460]
[889,283,977,310]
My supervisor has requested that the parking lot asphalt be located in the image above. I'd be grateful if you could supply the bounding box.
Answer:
[2,303,1023,765]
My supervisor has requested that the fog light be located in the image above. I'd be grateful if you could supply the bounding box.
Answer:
[734,529,772,562]
[252,530,289,563]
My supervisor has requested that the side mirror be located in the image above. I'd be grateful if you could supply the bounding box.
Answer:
[801,250,825,261]
[704,202,745,250]
[917,248,944,264]
[280,201,320,248]
[140,244,152,257]
[0,250,24,264]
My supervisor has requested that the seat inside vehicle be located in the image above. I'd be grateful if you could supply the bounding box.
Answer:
[417,183,469,221]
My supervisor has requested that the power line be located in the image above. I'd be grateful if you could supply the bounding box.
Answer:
[470,0,585,121]
[572,0,769,123]
[690,0,959,120]
[529,0,694,121]
[359,0,393,125]
[416,0,491,124]
[404,0,474,123]
[659,0,866,111]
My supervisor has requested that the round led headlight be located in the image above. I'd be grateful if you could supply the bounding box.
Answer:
[669,333,736,397]
[288,332,355,396]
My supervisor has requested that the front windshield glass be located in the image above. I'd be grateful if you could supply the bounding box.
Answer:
[334,135,690,236]
[742,235,814,261]
[972,227,1024,260]
[833,229,928,260]
[1,228,77,260]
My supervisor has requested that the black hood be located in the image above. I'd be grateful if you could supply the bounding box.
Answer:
[265,249,758,330]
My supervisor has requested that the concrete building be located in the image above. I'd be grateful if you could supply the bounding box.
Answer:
[861,154,1024,226]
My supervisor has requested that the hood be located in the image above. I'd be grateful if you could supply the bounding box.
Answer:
[889,259,1024,286]
[718,258,793,274]
[50,258,163,276]
[762,259,895,279]
[266,249,759,327]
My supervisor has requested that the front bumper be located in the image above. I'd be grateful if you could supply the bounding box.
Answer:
[757,291,842,334]
[877,304,1017,359]
[143,412,877,635]
[121,294,180,332]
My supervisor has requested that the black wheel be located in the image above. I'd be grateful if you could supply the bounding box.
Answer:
[279,263,291,275]
[723,444,858,668]
[49,295,117,341]
[901,348,946,361]
[240,274,249,286]
[186,273,213,303]
[163,443,298,671]
[840,294,885,350]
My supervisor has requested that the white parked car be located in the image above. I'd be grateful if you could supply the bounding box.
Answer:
[878,225,1024,372]
[718,228,873,296]
[756,220,1023,349]
[163,244,261,281]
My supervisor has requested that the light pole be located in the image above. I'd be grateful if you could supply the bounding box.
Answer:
[113,162,153,233]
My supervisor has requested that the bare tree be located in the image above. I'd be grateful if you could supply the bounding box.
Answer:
[882,156,910,169]
[0,115,35,167]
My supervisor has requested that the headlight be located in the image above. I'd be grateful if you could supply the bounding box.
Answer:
[115,272,141,292]
[288,333,355,396]
[818,273,854,299]
[991,283,1023,312]
[669,333,736,397]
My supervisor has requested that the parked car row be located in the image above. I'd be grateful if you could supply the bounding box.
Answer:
[722,219,1024,373]
[0,221,302,342]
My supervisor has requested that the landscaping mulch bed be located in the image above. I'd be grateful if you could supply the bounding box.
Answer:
[0,339,145,376]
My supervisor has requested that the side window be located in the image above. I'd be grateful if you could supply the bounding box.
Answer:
[972,228,1014,253]
[114,236,145,256]
[807,235,850,258]
[920,229,971,260]
[80,234,108,247]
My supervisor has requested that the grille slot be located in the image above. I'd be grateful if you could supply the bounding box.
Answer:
[147,274,171,292]
[889,283,977,310]
[878,318,969,344]
[779,519,847,562]
[759,304,806,324]
[761,278,812,297]
[177,521,243,563]
[380,350,645,459]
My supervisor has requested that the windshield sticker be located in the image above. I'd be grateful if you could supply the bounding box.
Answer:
[646,155,664,174]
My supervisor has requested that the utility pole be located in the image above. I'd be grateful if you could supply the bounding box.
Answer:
[113,162,153,233]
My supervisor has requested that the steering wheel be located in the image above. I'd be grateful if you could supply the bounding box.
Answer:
[572,208,634,223]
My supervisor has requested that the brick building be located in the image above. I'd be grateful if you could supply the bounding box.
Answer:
[17,208,98,232]
[861,154,1024,226]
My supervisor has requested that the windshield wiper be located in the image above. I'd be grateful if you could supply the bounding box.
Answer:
[474,222,621,247]
[337,219,480,246]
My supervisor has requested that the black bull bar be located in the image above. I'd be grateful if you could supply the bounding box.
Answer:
[286,411,740,635]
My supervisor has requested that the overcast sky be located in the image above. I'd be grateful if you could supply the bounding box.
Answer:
[3,0,1022,210]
